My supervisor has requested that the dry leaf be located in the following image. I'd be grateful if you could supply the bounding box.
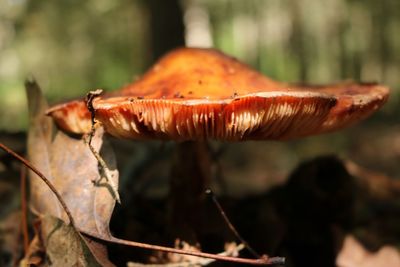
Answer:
[40,215,102,267]
[26,80,58,219]
[21,234,45,266]
[25,80,118,266]
[336,235,400,267]
[26,79,118,238]
[345,160,400,200]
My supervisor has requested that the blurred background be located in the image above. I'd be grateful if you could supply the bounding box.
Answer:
[0,0,399,179]
[1,0,399,266]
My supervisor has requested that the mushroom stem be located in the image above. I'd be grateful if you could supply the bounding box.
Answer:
[168,140,211,243]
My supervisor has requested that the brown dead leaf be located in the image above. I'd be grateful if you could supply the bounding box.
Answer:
[22,217,111,267]
[345,160,400,200]
[336,235,400,267]
[40,215,102,267]
[26,80,58,218]
[163,239,201,264]
[26,79,118,238]
[21,234,45,266]
[25,80,118,266]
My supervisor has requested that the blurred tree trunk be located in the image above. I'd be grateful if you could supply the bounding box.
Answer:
[145,0,208,244]
[145,0,185,62]
[289,1,308,82]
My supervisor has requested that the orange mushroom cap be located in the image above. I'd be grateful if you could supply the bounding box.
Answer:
[47,48,389,141]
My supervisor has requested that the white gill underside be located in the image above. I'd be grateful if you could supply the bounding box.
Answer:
[102,96,328,140]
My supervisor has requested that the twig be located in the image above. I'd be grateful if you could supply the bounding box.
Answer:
[85,89,103,146]
[0,142,76,228]
[84,133,121,204]
[205,188,261,259]
[0,142,284,266]
[84,89,121,204]
[127,243,245,266]
[20,165,29,254]
[81,230,284,265]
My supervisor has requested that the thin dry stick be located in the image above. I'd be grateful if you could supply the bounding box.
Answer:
[85,89,121,204]
[205,188,262,259]
[85,89,103,145]
[20,165,29,254]
[81,230,284,265]
[84,134,121,204]
[0,143,76,228]
[126,243,246,267]
[0,142,284,265]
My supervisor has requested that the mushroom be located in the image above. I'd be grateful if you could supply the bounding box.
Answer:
[48,48,389,141]
[47,47,389,243]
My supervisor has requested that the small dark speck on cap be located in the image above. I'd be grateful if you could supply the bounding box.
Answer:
[137,96,144,99]
[174,92,184,98]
